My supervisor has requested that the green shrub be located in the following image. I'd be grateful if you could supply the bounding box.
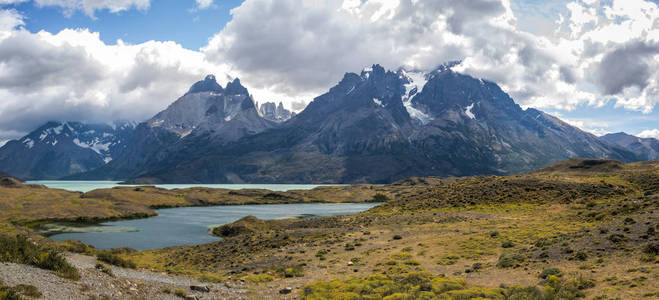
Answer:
[274,264,305,278]
[198,273,223,283]
[0,235,79,280]
[392,235,402,240]
[643,243,658,256]
[607,234,627,244]
[501,241,515,248]
[371,193,390,202]
[572,251,588,261]
[0,287,20,300]
[496,253,525,268]
[472,262,483,271]
[174,288,186,298]
[96,251,136,269]
[13,285,41,298]
[539,267,562,279]
[0,281,41,300]
[243,274,274,283]
[95,262,113,276]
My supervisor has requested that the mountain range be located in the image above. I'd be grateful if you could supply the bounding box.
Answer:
[0,121,135,179]
[602,132,659,161]
[0,64,654,182]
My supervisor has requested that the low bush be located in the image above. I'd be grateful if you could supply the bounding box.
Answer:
[243,274,274,283]
[539,267,562,279]
[371,193,390,202]
[174,288,186,298]
[501,241,515,248]
[95,262,113,276]
[96,251,136,269]
[0,235,79,280]
[0,280,41,300]
[572,251,588,261]
[274,264,305,278]
[496,253,525,268]
[12,285,41,298]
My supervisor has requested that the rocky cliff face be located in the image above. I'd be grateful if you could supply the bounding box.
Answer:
[74,75,275,180]
[602,132,659,160]
[108,64,636,183]
[258,102,294,123]
[0,121,135,179]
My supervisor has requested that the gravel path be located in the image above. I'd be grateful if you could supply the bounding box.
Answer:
[0,253,247,299]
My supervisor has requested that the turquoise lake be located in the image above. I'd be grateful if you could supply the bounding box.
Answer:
[48,203,379,250]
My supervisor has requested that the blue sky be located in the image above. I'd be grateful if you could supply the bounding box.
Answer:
[0,0,656,142]
[7,0,243,50]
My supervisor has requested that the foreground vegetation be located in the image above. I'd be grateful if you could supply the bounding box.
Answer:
[124,159,658,299]
[0,159,657,299]
[0,235,78,280]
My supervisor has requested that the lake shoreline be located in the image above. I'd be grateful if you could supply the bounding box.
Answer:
[48,203,381,250]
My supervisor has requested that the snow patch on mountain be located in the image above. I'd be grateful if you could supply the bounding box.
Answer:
[399,69,433,125]
[465,103,475,119]
[373,98,384,107]
[404,101,432,125]
[23,138,34,149]
[400,70,427,100]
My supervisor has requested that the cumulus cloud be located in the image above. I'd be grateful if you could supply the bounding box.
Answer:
[204,0,658,114]
[0,8,22,32]
[0,0,657,142]
[0,16,230,141]
[638,129,659,140]
[597,41,658,95]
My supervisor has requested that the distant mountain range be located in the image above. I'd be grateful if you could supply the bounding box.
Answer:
[0,121,135,179]
[602,132,659,161]
[0,64,654,182]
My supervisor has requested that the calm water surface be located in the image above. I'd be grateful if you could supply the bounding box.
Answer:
[49,203,379,250]
[25,180,342,193]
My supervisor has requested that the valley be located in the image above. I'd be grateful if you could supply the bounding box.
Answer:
[0,159,656,299]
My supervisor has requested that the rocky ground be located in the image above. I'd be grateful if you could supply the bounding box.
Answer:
[0,253,247,299]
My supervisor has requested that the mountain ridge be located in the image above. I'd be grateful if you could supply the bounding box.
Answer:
[108,64,637,183]
[5,63,641,182]
[0,121,135,179]
[602,132,659,160]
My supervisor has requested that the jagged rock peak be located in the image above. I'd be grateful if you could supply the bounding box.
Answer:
[258,101,294,123]
[187,74,224,94]
[360,64,387,80]
[225,78,249,95]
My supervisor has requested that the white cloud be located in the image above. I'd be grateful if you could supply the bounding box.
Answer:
[0,13,230,141]
[637,129,659,139]
[0,0,29,5]
[196,0,213,10]
[0,8,22,33]
[203,0,658,115]
[32,0,150,17]
[0,0,657,142]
